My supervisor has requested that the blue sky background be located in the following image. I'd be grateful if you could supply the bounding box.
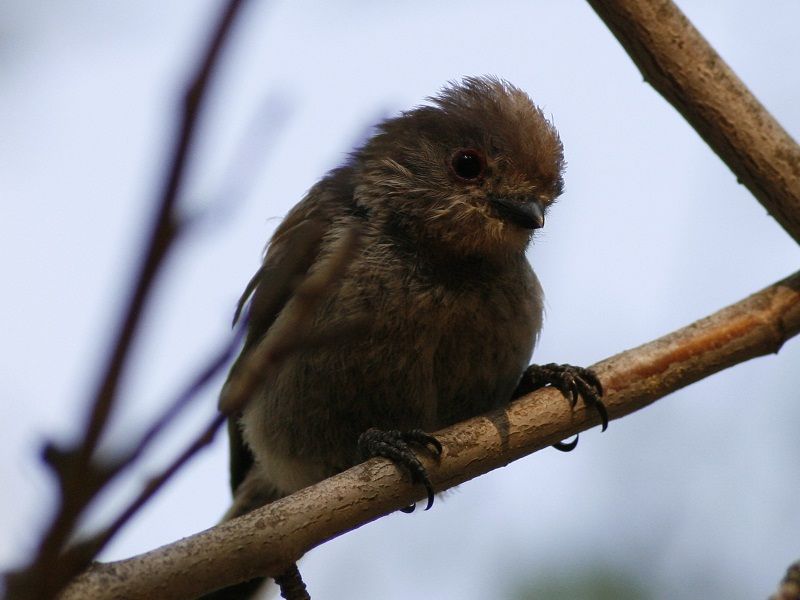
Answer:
[1,2,799,598]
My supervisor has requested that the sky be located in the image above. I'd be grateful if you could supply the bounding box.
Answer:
[1,1,799,599]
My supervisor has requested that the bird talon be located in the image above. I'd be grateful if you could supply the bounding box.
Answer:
[584,370,604,396]
[406,428,443,457]
[568,382,579,407]
[552,434,579,452]
[594,400,609,432]
[358,428,440,512]
[515,363,608,432]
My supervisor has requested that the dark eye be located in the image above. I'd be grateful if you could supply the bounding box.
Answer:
[450,149,485,180]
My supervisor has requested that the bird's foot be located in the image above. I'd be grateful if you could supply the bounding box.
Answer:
[358,428,442,512]
[514,363,606,451]
[274,563,310,600]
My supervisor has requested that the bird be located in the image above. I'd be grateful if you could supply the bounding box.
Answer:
[204,76,605,600]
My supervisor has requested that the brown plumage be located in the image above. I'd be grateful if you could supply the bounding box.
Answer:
[205,76,602,600]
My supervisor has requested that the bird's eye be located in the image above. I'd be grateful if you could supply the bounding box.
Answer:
[450,149,485,181]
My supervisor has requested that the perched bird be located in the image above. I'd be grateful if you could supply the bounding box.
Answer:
[206,76,605,600]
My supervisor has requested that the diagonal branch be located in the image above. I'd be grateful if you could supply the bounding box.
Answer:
[60,270,800,600]
[586,0,800,244]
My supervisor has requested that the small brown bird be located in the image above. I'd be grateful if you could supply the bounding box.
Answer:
[206,76,605,600]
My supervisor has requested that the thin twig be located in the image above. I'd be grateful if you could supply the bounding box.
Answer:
[83,0,246,462]
[68,413,228,569]
[123,325,245,468]
[60,270,800,600]
[3,3,250,599]
[53,325,247,572]
[586,0,800,244]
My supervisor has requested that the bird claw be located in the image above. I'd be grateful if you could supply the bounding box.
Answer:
[358,428,441,512]
[552,434,579,452]
[515,363,607,450]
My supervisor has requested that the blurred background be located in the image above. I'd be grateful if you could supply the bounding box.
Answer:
[1,1,799,598]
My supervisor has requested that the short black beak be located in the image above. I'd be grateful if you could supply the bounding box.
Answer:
[490,197,545,230]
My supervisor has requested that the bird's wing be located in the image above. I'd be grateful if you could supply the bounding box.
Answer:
[224,197,330,495]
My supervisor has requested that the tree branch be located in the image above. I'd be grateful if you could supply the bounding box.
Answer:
[3,4,250,599]
[60,270,800,600]
[83,0,247,462]
[586,0,800,244]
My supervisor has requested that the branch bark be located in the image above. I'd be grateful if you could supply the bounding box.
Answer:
[60,270,800,600]
[586,0,800,244]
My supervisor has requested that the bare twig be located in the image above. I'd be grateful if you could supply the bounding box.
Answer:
[68,413,228,569]
[3,3,250,599]
[124,325,245,468]
[55,326,246,572]
[59,271,800,600]
[586,0,800,244]
[83,0,246,463]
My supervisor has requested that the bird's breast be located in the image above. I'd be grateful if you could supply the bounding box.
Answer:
[382,257,542,428]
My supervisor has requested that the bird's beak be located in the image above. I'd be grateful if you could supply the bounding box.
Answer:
[489,197,545,230]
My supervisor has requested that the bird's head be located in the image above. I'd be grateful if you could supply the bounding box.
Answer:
[354,76,565,259]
